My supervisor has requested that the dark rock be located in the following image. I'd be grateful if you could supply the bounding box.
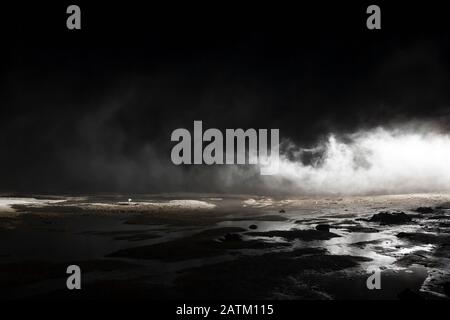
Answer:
[248,224,258,230]
[414,207,435,214]
[395,251,430,267]
[369,211,412,225]
[397,288,423,300]
[221,233,243,242]
[107,227,247,262]
[397,232,450,244]
[279,209,286,213]
[247,229,341,241]
[315,224,330,232]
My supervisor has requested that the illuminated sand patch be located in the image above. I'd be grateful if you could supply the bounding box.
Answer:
[0,198,66,215]
[82,199,217,212]
[243,198,274,208]
[243,198,298,208]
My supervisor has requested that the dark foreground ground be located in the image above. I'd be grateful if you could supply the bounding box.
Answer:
[1,193,450,300]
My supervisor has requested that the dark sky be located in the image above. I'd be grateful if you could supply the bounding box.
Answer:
[1,2,449,194]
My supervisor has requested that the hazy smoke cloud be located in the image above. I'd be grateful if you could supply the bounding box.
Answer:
[266,125,450,195]
[59,104,450,196]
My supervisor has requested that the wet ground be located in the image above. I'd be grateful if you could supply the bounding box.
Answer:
[1,193,450,300]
